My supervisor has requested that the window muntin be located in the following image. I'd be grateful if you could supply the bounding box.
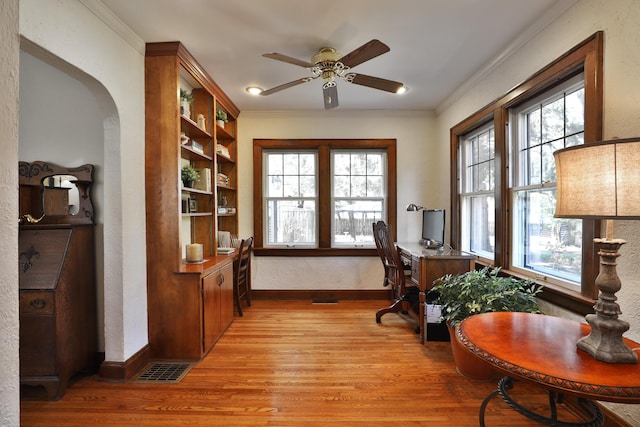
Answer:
[332,151,386,247]
[460,125,495,259]
[510,76,584,288]
[264,151,318,247]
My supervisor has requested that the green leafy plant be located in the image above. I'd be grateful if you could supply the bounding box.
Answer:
[431,266,542,327]
[180,89,193,103]
[215,109,228,122]
[181,165,200,183]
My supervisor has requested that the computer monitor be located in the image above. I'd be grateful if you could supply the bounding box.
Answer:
[422,209,445,248]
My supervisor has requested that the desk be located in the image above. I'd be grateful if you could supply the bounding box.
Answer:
[396,243,475,343]
[458,312,640,426]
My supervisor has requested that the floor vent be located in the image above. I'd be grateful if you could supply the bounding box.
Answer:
[312,298,339,304]
[132,362,194,384]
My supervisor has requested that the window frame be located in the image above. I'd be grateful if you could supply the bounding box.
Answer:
[460,122,496,259]
[450,32,603,314]
[508,76,585,290]
[331,149,388,249]
[253,139,397,256]
[263,150,319,248]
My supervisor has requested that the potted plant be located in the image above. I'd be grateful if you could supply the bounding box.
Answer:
[216,109,228,128]
[431,266,542,380]
[181,165,200,188]
[180,89,193,118]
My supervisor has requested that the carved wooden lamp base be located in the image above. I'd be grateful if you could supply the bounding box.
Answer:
[577,239,638,364]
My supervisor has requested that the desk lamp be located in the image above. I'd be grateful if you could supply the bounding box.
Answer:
[554,138,640,363]
[406,203,424,211]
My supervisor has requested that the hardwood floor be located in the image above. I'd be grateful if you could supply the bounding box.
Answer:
[21,300,606,426]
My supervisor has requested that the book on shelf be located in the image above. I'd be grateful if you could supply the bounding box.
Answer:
[217,206,236,215]
[190,140,204,154]
[215,144,230,158]
[194,168,212,192]
[216,172,230,187]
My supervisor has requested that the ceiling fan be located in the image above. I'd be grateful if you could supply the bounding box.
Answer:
[260,39,405,109]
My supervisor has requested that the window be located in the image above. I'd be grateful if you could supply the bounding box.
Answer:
[450,32,603,313]
[460,124,495,259]
[332,151,386,247]
[510,77,584,287]
[254,139,396,256]
[264,151,317,247]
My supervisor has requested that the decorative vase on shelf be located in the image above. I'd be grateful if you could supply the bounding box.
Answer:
[180,100,191,119]
[197,114,206,131]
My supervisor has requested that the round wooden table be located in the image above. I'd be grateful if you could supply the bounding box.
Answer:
[457,312,640,426]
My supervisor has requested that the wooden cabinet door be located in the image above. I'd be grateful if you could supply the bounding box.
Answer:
[202,270,221,354]
[202,261,234,355]
[219,262,234,332]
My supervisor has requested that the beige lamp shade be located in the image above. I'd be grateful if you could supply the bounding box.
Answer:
[554,138,640,219]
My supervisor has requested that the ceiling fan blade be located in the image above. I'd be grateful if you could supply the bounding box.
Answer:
[338,39,390,68]
[323,85,339,109]
[262,52,314,68]
[260,77,314,96]
[349,73,404,93]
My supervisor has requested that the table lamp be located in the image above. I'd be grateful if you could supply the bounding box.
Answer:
[554,137,640,363]
[406,203,424,211]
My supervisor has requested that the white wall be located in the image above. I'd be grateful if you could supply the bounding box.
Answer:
[238,110,437,290]
[435,0,640,422]
[0,1,20,424]
[19,44,108,350]
[19,0,148,364]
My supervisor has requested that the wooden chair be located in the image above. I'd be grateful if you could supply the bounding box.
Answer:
[373,221,419,328]
[233,237,253,317]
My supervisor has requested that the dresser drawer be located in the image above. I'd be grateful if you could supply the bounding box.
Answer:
[20,291,54,315]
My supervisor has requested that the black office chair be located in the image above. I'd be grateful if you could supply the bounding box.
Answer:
[373,221,419,326]
[233,236,253,317]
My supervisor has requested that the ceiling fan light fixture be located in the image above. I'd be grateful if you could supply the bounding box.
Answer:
[245,86,263,96]
[312,47,342,65]
[260,39,402,109]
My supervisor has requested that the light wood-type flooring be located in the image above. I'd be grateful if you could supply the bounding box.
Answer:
[21,300,612,426]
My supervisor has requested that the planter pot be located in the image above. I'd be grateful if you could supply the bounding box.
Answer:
[182,179,194,188]
[447,324,496,381]
[217,119,226,128]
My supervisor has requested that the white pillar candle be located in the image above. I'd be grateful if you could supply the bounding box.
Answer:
[186,243,203,262]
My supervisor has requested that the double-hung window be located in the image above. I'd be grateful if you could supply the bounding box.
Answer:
[254,139,396,255]
[264,151,317,247]
[460,124,495,259]
[510,76,585,288]
[332,151,386,247]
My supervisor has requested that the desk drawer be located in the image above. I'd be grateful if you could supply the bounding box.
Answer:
[411,256,421,285]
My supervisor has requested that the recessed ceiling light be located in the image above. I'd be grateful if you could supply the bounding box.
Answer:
[245,86,263,96]
[396,86,407,95]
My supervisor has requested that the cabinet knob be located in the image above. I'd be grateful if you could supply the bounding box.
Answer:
[30,298,47,310]
[218,273,224,286]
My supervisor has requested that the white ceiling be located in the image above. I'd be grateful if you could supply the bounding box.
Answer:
[99,0,574,112]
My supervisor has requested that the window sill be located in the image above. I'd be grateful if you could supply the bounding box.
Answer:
[474,259,596,316]
[254,248,378,257]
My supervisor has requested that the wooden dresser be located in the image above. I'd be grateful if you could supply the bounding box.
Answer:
[18,161,98,400]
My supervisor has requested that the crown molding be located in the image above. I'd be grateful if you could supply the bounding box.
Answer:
[79,0,145,54]
[436,0,578,115]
